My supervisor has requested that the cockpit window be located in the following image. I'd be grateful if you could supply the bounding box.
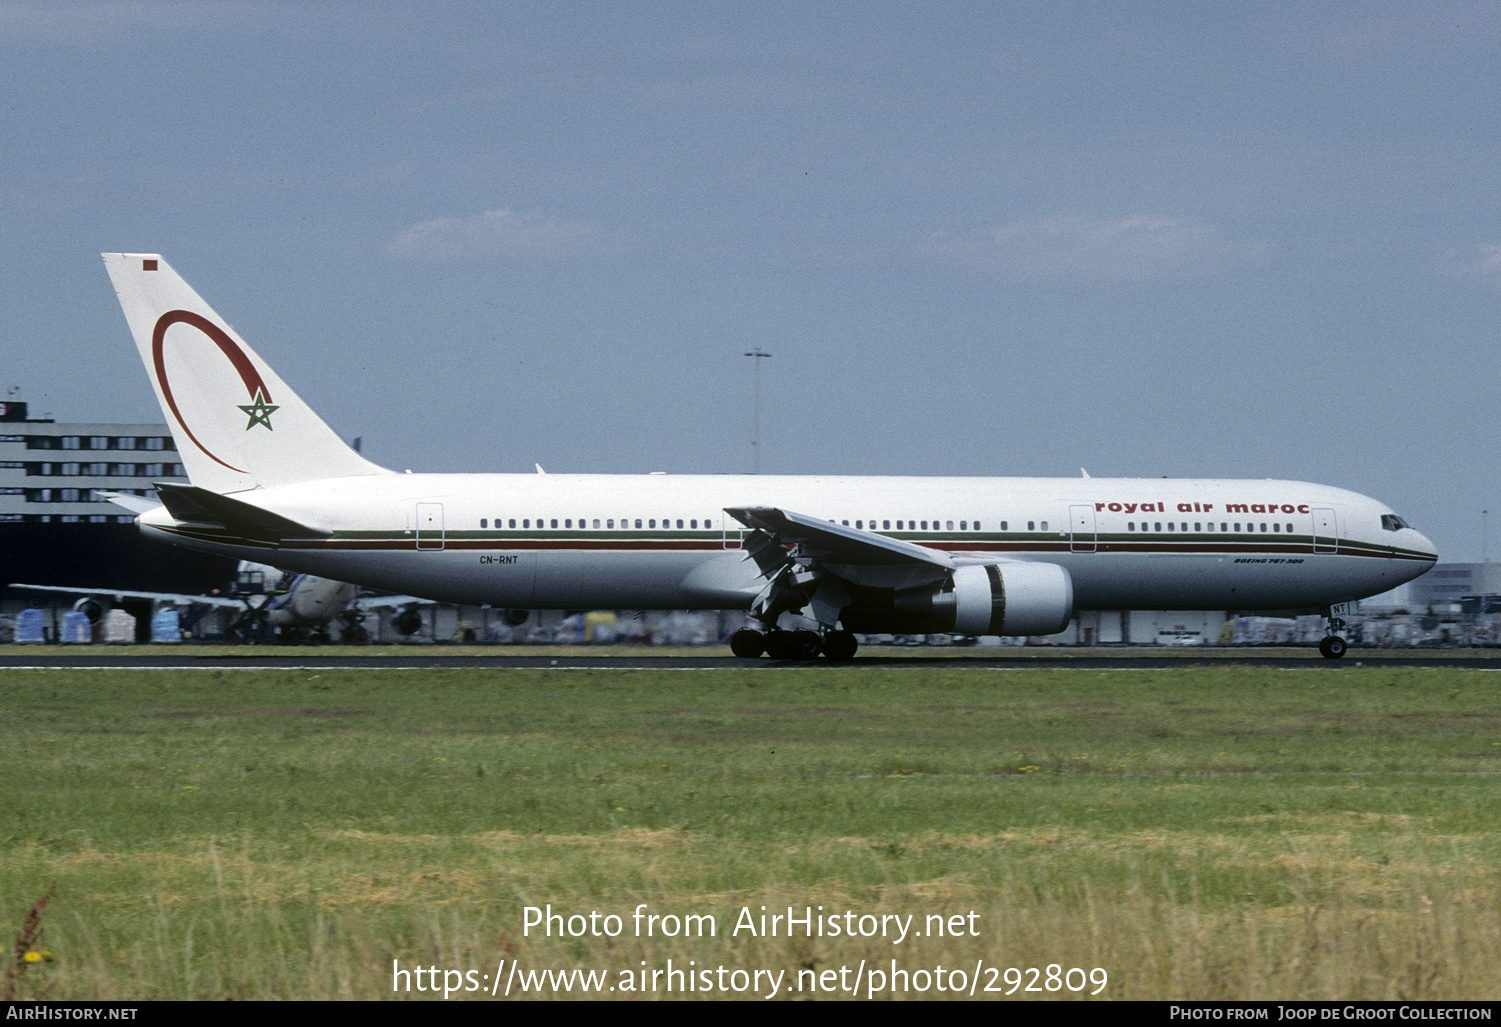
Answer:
[1381,514,1411,532]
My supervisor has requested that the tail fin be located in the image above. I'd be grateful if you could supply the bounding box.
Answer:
[103,253,391,494]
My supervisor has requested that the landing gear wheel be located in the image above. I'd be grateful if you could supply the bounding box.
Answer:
[822,630,859,661]
[764,630,798,660]
[729,628,766,658]
[1319,635,1348,659]
[765,630,821,660]
[791,630,823,659]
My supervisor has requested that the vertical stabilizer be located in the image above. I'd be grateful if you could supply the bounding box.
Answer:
[103,253,391,494]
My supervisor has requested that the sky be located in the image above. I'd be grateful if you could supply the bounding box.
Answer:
[1,1,1498,567]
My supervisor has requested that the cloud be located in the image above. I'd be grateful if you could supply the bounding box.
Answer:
[918,214,1274,284]
[1432,244,1501,286]
[383,208,621,261]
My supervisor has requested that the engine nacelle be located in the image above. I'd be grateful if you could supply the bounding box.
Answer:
[892,562,1074,636]
[393,607,424,636]
[72,596,106,626]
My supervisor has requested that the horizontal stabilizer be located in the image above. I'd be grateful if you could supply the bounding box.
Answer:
[94,491,159,515]
[154,482,330,543]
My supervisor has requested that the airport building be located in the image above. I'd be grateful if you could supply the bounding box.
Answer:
[1407,563,1501,612]
[0,401,236,601]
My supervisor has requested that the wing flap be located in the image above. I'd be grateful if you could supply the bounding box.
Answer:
[725,506,954,590]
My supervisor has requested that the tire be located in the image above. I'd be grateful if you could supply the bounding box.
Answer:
[729,628,766,658]
[822,630,859,661]
[764,630,798,660]
[791,630,822,658]
[1319,635,1348,659]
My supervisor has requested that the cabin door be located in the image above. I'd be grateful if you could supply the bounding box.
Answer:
[415,502,445,551]
[1069,504,1097,553]
[1312,508,1338,553]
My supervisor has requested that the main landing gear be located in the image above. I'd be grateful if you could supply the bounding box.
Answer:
[729,627,860,661]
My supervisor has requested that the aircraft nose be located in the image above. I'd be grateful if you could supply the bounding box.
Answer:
[1409,529,1438,561]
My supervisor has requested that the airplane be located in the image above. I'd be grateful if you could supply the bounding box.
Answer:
[9,561,428,643]
[98,252,1438,660]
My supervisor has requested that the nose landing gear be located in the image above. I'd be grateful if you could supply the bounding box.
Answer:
[1319,607,1349,659]
[1318,634,1348,659]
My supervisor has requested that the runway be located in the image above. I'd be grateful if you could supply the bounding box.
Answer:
[3,646,1499,670]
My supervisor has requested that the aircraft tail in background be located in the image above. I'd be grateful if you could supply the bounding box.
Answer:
[102,253,391,494]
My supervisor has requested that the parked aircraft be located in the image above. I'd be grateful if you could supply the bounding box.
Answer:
[100,253,1438,659]
[9,560,424,643]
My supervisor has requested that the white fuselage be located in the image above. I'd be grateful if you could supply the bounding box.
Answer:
[139,472,1437,615]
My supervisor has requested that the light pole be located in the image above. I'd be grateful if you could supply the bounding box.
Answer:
[743,348,771,474]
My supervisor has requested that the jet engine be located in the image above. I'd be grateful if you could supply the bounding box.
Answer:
[844,562,1074,637]
[72,596,107,625]
[393,606,424,636]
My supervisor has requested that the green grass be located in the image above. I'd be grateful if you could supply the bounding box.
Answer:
[2,665,1500,999]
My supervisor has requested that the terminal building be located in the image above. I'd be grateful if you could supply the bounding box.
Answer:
[0,401,236,601]
[1407,563,1501,613]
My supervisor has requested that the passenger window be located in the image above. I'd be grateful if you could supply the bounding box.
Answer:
[1028,521,1035,531]
[1042,521,1048,531]
[480,518,487,528]
[635,519,642,529]
[883,520,890,530]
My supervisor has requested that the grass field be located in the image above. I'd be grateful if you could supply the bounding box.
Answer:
[2,662,1499,1000]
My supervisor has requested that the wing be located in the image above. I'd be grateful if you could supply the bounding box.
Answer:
[7,583,244,609]
[354,594,434,610]
[726,506,954,590]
